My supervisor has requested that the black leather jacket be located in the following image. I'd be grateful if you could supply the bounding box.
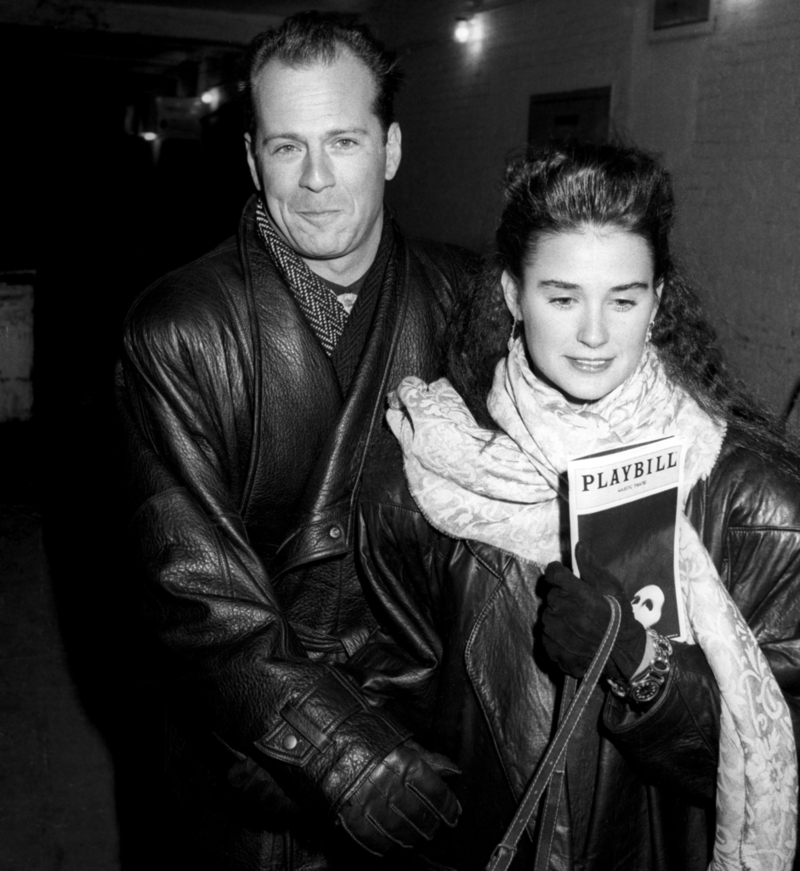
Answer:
[356,434,800,870]
[116,196,474,869]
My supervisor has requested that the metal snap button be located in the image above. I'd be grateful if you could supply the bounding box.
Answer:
[329,525,342,539]
[282,733,298,750]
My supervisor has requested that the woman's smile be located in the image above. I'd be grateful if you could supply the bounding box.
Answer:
[566,357,614,373]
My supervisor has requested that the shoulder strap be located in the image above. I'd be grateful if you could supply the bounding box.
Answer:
[485,597,622,871]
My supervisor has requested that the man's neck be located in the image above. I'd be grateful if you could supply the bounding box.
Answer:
[304,212,384,287]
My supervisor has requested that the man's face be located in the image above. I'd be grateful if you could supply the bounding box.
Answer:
[245,50,401,279]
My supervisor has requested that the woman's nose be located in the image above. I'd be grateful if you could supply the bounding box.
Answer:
[577,310,608,347]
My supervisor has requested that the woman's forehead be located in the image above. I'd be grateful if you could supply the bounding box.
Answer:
[523,228,655,280]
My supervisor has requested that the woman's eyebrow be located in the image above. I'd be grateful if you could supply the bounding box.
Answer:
[610,281,651,291]
[538,279,581,289]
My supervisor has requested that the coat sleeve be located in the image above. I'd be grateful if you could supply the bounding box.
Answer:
[603,446,800,803]
[351,440,448,737]
[117,280,420,822]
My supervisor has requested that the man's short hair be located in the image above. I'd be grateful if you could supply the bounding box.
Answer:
[242,11,403,137]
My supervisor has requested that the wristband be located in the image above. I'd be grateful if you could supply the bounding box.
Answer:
[607,629,672,704]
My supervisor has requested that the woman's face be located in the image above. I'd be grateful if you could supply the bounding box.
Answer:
[502,227,661,405]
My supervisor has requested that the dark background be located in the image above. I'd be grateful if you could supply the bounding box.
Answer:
[0,19,256,869]
[0,24,253,421]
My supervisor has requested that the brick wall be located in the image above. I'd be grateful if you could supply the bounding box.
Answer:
[370,0,637,250]
[670,0,800,413]
[368,0,800,414]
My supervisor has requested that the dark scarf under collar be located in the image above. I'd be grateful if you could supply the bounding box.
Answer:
[255,199,393,374]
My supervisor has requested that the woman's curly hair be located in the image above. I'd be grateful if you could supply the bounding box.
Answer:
[447,140,797,468]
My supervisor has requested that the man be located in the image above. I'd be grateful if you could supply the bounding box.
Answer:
[116,11,472,871]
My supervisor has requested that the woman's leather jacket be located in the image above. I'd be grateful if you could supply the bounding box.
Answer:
[356,433,800,870]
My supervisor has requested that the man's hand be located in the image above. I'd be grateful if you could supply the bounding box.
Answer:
[254,667,460,856]
[337,739,461,855]
[541,541,646,680]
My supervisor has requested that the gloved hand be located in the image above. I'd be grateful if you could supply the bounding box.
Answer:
[337,739,461,855]
[253,666,460,856]
[541,541,647,681]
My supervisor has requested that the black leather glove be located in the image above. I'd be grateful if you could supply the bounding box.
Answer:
[541,541,646,681]
[253,667,460,855]
[338,739,461,855]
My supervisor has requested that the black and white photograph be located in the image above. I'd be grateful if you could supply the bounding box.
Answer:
[1,1,799,869]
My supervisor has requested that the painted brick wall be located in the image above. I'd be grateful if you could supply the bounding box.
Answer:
[368,0,800,414]
[370,0,637,251]
[670,0,800,413]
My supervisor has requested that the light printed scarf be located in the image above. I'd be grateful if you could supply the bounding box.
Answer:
[387,339,797,871]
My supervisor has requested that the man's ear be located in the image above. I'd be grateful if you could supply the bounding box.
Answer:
[385,122,402,181]
[501,270,521,319]
[244,133,261,192]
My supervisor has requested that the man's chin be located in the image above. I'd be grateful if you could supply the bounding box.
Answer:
[288,231,355,262]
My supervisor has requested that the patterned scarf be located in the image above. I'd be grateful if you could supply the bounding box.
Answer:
[388,340,797,871]
[255,198,348,356]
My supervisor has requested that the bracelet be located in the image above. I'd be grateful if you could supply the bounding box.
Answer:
[607,629,673,704]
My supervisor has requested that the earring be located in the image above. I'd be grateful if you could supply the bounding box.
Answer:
[508,316,519,351]
[646,321,654,344]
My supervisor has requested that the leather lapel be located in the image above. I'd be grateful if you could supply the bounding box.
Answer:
[236,195,342,504]
[271,228,410,578]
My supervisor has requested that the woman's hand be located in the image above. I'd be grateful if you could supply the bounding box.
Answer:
[541,541,646,681]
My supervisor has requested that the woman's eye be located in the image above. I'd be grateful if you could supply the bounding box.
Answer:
[549,297,576,309]
[612,298,637,311]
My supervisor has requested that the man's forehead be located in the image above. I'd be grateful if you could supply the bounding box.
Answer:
[253,49,378,112]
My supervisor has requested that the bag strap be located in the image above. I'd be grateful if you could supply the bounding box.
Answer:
[485,597,623,871]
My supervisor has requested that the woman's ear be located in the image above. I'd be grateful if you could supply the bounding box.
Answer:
[651,279,664,325]
[501,270,521,320]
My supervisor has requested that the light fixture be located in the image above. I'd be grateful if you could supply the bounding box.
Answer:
[200,86,223,113]
[454,16,472,43]
[140,131,158,142]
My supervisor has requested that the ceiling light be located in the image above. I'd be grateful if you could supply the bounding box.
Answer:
[454,17,472,43]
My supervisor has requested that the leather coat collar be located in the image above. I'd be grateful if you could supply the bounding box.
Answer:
[235,197,412,579]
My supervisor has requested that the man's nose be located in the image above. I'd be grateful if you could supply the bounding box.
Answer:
[299,148,335,192]
[577,309,608,347]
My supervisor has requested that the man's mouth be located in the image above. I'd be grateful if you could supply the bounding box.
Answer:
[297,209,340,219]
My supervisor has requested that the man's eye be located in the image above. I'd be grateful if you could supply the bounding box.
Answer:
[273,144,298,155]
[334,138,357,148]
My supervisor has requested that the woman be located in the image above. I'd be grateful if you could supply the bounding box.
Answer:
[354,141,800,871]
